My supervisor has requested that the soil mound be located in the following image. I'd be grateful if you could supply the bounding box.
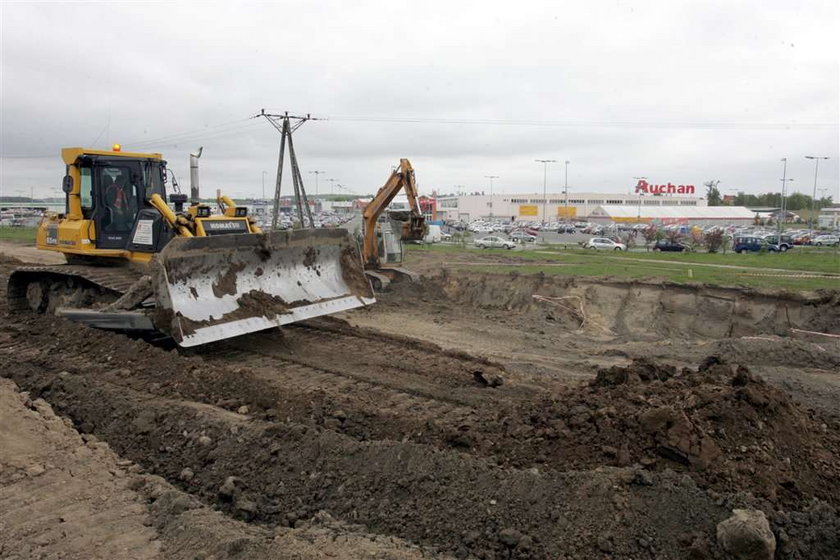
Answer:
[0,254,24,274]
[499,357,840,509]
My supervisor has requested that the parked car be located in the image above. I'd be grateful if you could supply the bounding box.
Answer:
[763,234,793,251]
[652,239,688,252]
[557,224,576,234]
[510,231,537,243]
[813,234,840,247]
[474,236,516,249]
[584,237,627,251]
[733,236,782,253]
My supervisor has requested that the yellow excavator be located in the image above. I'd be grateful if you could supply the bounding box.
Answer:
[7,145,374,347]
[361,158,427,290]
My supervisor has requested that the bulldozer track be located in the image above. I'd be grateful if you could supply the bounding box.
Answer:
[9,264,143,295]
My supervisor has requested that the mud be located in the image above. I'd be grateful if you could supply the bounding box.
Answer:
[211,261,246,298]
[2,253,840,559]
[0,377,435,560]
[342,245,375,298]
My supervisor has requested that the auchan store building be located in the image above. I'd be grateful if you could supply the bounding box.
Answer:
[435,180,706,223]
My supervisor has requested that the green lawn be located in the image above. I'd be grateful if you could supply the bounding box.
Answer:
[408,244,840,291]
[0,226,37,243]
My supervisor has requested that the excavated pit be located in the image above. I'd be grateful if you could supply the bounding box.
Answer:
[2,256,840,559]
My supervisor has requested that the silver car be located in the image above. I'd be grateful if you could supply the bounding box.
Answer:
[474,236,516,249]
[584,237,627,251]
[813,234,840,247]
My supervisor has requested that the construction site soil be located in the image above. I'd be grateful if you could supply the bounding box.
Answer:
[1,250,839,559]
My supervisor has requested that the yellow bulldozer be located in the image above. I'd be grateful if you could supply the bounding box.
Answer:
[7,145,374,346]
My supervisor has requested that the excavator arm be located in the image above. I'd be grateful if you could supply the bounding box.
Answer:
[362,159,427,269]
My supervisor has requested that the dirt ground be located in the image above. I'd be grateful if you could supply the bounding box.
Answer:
[1,245,839,559]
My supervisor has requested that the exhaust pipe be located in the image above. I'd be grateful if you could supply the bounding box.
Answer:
[189,147,203,205]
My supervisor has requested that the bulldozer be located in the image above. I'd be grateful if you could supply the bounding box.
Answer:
[360,159,427,290]
[6,145,375,347]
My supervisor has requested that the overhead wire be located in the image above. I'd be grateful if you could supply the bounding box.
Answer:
[0,117,261,158]
[125,116,257,148]
[324,115,837,130]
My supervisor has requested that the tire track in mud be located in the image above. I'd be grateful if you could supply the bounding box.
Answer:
[203,325,515,408]
[0,310,544,470]
[1,357,734,560]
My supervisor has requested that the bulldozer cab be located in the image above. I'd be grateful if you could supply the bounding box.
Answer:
[73,153,169,252]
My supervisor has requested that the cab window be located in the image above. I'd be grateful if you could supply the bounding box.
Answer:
[100,166,139,233]
[143,161,165,200]
[80,167,93,215]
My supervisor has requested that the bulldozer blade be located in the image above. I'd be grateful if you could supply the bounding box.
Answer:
[150,229,374,347]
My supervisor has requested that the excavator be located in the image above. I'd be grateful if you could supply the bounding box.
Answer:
[361,159,427,290]
[6,145,375,347]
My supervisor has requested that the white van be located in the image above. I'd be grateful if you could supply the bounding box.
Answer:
[423,224,443,243]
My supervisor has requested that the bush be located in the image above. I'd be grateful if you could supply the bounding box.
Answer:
[705,230,726,253]
[641,224,658,251]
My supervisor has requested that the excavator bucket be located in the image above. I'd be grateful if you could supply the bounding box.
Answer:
[150,229,374,347]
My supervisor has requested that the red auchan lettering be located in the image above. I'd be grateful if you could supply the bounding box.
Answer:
[635,179,695,195]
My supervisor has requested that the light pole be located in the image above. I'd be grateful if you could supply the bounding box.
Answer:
[564,160,570,223]
[326,178,338,195]
[484,175,499,218]
[633,176,647,221]
[778,158,793,232]
[805,156,829,229]
[308,170,325,195]
[261,171,267,201]
[535,159,556,226]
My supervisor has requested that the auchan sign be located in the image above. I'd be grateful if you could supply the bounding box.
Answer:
[635,179,695,195]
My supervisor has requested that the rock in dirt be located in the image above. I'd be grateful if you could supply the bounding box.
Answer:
[218,476,242,500]
[473,370,504,388]
[716,509,776,560]
[593,358,676,386]
[498,528,522,547]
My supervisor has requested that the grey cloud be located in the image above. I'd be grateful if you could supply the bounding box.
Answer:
[1,0,837,200]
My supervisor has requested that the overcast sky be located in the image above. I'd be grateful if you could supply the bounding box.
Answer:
[1,0,837,200]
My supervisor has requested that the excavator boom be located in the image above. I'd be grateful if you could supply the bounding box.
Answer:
[362,159,427,269]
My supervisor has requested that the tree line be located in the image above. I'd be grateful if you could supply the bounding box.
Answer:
[706,183,834,211]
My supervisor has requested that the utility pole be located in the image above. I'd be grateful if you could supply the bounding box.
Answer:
[261,171,267,201]
[535,159,556,226]
[805,156,829,229]
[256,109,318,229]
[484,175,499,218]
[309,170,325,195]
[778,158,793,232]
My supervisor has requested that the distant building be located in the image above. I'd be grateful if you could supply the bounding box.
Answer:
[818,205,840,229]
[589,205,757,226]
[434,192,706,223]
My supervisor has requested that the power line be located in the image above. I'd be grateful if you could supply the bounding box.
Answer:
[0,118,261,158]
[325,115,836,130]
